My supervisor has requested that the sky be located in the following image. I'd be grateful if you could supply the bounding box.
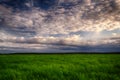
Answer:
[0,0,120,53]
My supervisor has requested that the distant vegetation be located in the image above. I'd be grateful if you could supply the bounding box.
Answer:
[0,54,120,80]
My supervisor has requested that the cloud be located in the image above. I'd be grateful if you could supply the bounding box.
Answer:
[0,0,120,52]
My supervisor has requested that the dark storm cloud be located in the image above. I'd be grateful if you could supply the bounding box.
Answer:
[3,26,36,37]
[58,45,120,52]
[82,0,118,20]
[0,39,3,42]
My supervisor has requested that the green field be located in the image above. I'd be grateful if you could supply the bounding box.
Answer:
[0,54,120,80]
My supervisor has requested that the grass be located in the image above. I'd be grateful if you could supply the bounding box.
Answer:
[0,54,120,80]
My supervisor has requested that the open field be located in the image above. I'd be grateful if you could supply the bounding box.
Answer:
[0,54,120,80]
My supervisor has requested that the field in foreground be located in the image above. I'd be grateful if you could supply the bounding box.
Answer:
[0,54,120,80]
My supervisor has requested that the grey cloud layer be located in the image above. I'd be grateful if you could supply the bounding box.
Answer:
[0,0,120,52]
